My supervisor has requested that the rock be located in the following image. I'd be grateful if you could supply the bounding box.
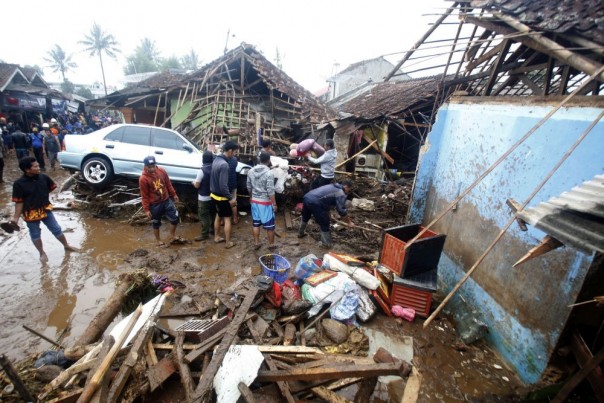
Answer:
[35,365,63,382]
[321,318,349,344]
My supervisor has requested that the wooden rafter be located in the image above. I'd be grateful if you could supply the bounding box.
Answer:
[483,39,512,95]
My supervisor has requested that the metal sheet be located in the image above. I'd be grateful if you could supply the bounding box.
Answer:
[518,174,604,253]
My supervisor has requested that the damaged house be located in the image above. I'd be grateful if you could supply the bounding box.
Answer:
[93,45,336,163]
[360,0,604,393]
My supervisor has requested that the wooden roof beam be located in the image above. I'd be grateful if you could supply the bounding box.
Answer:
[495,13,604,82]
[483,39,512,95]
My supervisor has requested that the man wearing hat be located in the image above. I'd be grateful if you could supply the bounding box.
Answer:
[139,156,180,247]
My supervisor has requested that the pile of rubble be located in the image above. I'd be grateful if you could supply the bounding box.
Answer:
[0,249,418,402]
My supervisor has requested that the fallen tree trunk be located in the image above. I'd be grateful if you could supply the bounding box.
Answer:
[74,274,136,347]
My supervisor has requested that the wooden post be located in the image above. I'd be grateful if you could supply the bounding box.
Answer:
[74,274,136,347]
[0,355,35,402]
[175,331,194,402]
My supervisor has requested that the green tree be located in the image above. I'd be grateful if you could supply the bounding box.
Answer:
[75,86,94,99]
[160,55,182,71]
[80,23,120,96]
[181,49,201,70]
[44,45,77,82]
[61,79,75,94]
[123,38,161,75]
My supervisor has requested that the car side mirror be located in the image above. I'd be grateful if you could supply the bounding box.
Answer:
[183,144,193,153]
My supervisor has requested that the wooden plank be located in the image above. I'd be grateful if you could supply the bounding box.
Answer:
[0,354,35,402]
[146,353,178,392]
[184,327,228,364]
[401,367,422,403]
[283,324,296,346]
[483,39,512,96]
[175,331,194,402]
[311,386,352,403]
[552,347,604,403]
[256,362,407,382]
[238,382,256,403]
[108,317,157,402]
[192,287,258,402]
[78,305,143,403]
[261,346,322,354]
[571,330,604,400]
[247,319,295,403]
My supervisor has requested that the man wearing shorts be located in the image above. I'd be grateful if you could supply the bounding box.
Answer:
[247,151,277,250]
[210,141,239,248]
[139,156,180,247]
[11,157,78,262]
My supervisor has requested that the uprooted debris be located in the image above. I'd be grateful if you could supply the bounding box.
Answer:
[0,253,418,403]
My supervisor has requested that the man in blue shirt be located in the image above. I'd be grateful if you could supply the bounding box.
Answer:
[298,180,353,248]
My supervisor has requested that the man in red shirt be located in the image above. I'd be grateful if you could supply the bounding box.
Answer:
[139,156,180,247]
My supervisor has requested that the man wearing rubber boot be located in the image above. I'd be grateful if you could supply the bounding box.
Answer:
[298,180,353,248]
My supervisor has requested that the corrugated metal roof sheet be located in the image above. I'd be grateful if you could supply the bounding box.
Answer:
[518,174,604,254]
[469,0,604,45]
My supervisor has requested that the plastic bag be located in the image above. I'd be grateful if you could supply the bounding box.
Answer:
[356,288,377,323]
[294,254,322,283]
[330,282,361,322]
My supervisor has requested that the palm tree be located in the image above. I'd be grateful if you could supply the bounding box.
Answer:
[140,38,161,68]
[44,45,77,82]
[80,23,120,96]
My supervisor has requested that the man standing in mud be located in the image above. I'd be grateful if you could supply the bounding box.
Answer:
[210,141,239,249]
[247,151,277,250]
[10,157,79,262]
[192,151,215,242]
[139,156,180,247]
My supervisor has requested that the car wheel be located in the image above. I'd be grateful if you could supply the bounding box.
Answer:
[82,157,114,188]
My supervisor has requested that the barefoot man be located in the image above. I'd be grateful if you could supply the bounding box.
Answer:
[10,156,78,262]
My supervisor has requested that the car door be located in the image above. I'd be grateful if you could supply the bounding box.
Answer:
[150,128,202,183]
[104,126,151,177]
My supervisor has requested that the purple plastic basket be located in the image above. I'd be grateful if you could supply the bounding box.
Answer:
[259,254,291,284]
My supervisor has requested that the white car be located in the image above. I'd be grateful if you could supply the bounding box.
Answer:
[58,124,250,188]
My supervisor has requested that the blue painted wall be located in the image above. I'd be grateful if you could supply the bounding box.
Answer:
[409,99,603,383]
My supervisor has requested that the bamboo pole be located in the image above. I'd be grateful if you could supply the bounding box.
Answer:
[335,140,377,169]
[77,305,143,403]
[153,93,162,127]
[385,2,458,81]
[423,107,604,328]
[404,65,604,252]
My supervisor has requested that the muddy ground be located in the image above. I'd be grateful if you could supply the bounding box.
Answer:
[0,154,566,402]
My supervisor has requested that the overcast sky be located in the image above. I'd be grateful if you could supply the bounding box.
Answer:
[3,0,451,92]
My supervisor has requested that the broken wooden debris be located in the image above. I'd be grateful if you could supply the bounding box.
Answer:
[192,286,258,401]
[74,274,136,348]
[0,354,35,402]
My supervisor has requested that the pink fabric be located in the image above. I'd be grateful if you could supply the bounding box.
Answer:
[391,305,415,322]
